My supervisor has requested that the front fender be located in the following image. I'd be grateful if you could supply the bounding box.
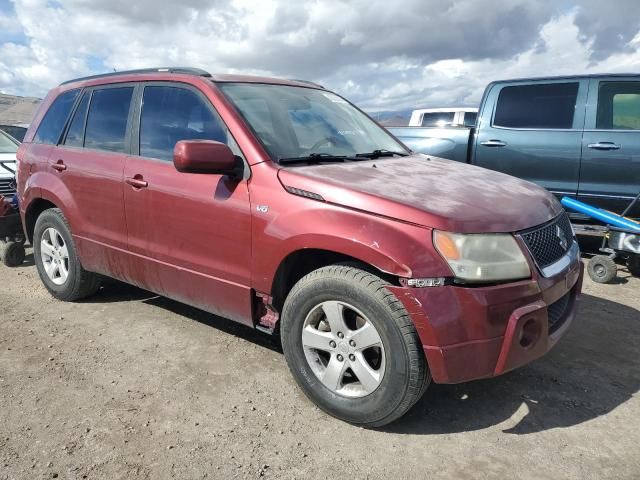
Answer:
[251,199,452,294]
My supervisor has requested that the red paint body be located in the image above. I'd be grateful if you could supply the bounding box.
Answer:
[17,72,582,384]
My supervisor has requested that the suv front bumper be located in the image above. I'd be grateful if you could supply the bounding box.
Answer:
[387,252,583,384]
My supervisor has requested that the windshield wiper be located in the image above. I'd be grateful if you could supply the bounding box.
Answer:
[355,149,409,159]
[279,153,361,165]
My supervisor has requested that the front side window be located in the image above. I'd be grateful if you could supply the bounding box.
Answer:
[139,86,228,162]
[33,89,80,144]
[493,82,579,129]
[421,112,455,127]
[84,87,133,153]
[220,83,406,161]
[596,81,640,130]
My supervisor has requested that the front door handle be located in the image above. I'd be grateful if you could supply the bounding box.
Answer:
[587,142,621,150]
[51,160,67,172]
[480,139,507,147]
[125,175,148,189]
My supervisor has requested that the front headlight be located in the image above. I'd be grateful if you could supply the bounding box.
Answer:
[433,230,531,283]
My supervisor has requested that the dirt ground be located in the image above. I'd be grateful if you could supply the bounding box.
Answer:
[1,239,639,480]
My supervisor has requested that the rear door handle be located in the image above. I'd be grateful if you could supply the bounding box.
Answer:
[125,176,148,188]
[51,160,67,171]
[587,142,621,150]
[480,139,507,147]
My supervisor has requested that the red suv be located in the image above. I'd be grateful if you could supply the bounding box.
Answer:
[17,68,583,426]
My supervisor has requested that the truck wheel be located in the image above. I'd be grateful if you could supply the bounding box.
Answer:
[0,241,25,267]
[627,255,640,278]
[587,255,617,284]
[281,265,430,427]
[33,208,101,301]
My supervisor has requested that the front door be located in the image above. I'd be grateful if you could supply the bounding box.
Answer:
[123,83,253,324]
[473,80,588,200]
[580,78,640,216]
[51,85,134,274]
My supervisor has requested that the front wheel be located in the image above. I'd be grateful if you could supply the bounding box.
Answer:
[627,255,640,278]
[281,265,430,427]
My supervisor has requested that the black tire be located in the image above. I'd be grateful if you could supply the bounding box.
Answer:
[0,241,25,267]
[587,255,617,284]
[281,265,430,427]
[627,255,640,278]
[33,208,101,301]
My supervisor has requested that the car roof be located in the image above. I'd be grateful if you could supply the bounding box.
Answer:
[59,67,325,90]
[491,73,640,84]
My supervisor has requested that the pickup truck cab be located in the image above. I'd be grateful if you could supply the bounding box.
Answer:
[390,74,640,219]
[17,68,582,427]
[408,107,477,127]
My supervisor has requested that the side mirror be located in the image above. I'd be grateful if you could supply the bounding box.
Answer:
[173,140,239,176]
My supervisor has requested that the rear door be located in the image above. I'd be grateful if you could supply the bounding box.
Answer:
[52,84,134,273]
[472,80,588,199]
[123,82,253,324]
[580,78,640,216]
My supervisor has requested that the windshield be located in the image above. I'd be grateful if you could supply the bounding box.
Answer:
[0,130,18,154]
[219,83,407,161]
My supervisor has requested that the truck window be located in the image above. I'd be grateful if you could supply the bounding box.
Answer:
[84,87,133,153]
[596,82,640,130]
[463,111,477,127]
[33,89,80,144]
[139,86,228,162]
[493,83,579,129]
[421,112,455,127]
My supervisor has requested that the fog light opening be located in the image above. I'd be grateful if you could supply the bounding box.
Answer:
[519,318,541,349]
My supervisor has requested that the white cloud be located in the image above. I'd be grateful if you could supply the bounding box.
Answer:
[0,0,639,114]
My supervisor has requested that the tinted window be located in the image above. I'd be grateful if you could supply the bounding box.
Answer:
[84,87,133,153]
[463,111,477,127]
[0,126,27,142]
[64,91,90,147]
[33,89,80,144]
[0,130,18,153]
[494,83,579,129]
[421,112,455,127]
[596,81,640,130]
[140,86,227,161]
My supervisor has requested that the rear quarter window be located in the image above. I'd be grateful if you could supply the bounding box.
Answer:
[493,82,579,129]
[33,89,80,144]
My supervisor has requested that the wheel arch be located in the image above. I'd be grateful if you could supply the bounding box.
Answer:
[24,198,59,244]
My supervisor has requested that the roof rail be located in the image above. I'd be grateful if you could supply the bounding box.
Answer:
[60,67,212,86]
[289,79,325,89]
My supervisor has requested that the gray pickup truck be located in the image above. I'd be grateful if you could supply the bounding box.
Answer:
[389,74,640,219]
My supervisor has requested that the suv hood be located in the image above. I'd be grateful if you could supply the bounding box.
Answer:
[277,155,562,233]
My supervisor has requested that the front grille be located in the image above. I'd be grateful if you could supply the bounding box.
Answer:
[0,178,16,198]
[547,292,571,333]
[520,213,574,269]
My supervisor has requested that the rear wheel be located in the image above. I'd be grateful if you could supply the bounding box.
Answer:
[33,208,101,301]
[587,255,617,284]
[0,241,25,267]
[281,265,429,427]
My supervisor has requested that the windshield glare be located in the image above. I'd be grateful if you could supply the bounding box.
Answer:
[219,83,406,161]
[0,131,18,154]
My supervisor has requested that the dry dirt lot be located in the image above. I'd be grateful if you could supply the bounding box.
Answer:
[1,241,639,480]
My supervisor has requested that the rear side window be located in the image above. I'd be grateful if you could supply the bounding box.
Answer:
[33,89,80,144]
[84,87,134,153]
[596,81,640,130]
[493,83,579,129]
[421,112,455,127]
[139,86,227,161]
[463,111,477,127]
[64,91,90,147]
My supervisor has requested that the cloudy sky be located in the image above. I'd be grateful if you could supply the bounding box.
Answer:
[1,0,640,112]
